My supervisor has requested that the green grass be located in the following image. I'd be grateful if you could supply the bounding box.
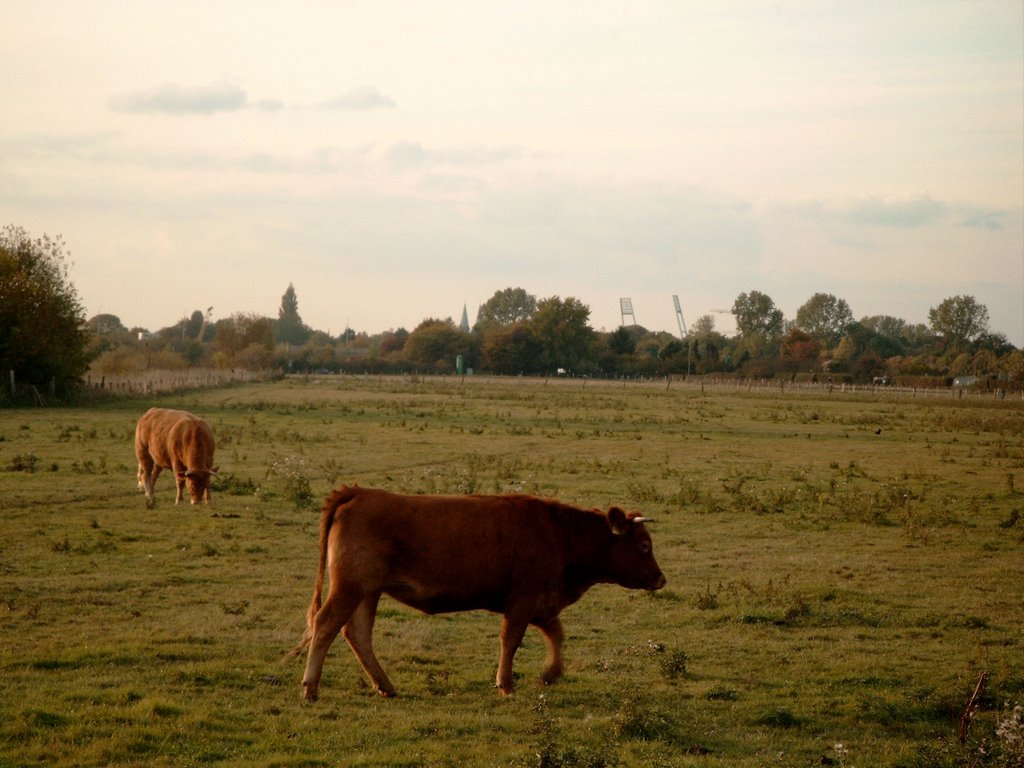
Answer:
[1,376,1023,766]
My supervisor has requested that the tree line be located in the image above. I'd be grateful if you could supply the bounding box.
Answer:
[2,225,1021,403]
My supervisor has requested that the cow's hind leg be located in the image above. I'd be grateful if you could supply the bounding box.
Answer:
[496,614,530,695]
[302,587,362,702]
[533,617,565,686]
[342,591,396,697]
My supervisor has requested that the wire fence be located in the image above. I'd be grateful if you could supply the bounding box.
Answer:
[84,367,276,397]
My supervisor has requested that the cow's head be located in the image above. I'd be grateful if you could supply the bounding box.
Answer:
[604,507,667,591]
[177,466,219,504]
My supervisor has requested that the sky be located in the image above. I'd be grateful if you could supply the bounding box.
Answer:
[2,1,1022,345]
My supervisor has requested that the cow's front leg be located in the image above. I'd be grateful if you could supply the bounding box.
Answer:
[143,465,161,508]
[173,471,186,505]
[496,615,529,695]
[533,616,564,686]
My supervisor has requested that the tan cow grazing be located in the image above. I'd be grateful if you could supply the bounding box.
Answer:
[293,485,666,701]
[134,407,218,508]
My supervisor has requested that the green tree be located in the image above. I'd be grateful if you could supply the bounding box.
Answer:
[832,336,857,369]
[658,339,688,374]
[531,296,596,373]
[860,314,906,341]
[732,290,784,341]
[214,313,275,362]
[928,295,990,351]
[86,313,134,361]
[276,283,311,345]
[685,315,731,374]
[482,323,543,375]
[844,322,905,360]
[475,287,537,331]
[973,331,1014,356]
[852,350,887,381]
[403,318,473,372]
[794,292,854,347]
[607,326,637,356]
[1000,350,1024,382]
[690,314,717,336]
[0,225,91,399]
[732,290,784,364]
[377,329,409,358]
[88,313,130,339]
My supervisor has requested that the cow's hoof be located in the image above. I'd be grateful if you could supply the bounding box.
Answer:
[540,668,563,686]
[302,685,318,702]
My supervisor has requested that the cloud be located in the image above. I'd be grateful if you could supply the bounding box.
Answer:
[384,141,521,172]
[386,141,428,170]
[844,194,947,228]
[253,98,285,113]
[959,209,1006,231]
[109,82,397,116]
[109,81,247,114]
[318,86,396,111]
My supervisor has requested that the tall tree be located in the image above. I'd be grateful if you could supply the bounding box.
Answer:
[794,292,854,347]
[928,295,990,351]
[0,225,91,398]
[860,314,907,341]
[732,291,784,342]
[733,290,778,364]
[276,283,311,345]
[531,296,595,373]
[475,287,538,331]
[690,314,717,336]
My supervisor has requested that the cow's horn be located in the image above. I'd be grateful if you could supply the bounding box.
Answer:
[633,516,655,524]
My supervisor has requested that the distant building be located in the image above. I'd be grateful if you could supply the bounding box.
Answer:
[459,303,470,332]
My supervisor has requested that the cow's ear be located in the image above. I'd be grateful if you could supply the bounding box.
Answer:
[607,506,629,535]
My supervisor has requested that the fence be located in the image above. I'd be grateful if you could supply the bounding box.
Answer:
[84,368,275,396]
[307,371,1023,402]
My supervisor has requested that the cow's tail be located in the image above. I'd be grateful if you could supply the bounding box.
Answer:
[287,485,360,658]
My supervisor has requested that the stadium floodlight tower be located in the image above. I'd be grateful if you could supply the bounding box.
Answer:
[620,298,637,327]
[672,295,687,338]
[673,295,693,377]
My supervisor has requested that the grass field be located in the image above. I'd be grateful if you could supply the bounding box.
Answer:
[1,375,1022,767]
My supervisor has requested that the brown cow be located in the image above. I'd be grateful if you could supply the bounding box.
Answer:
[134,407,218,508]
[293,485,666,701]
